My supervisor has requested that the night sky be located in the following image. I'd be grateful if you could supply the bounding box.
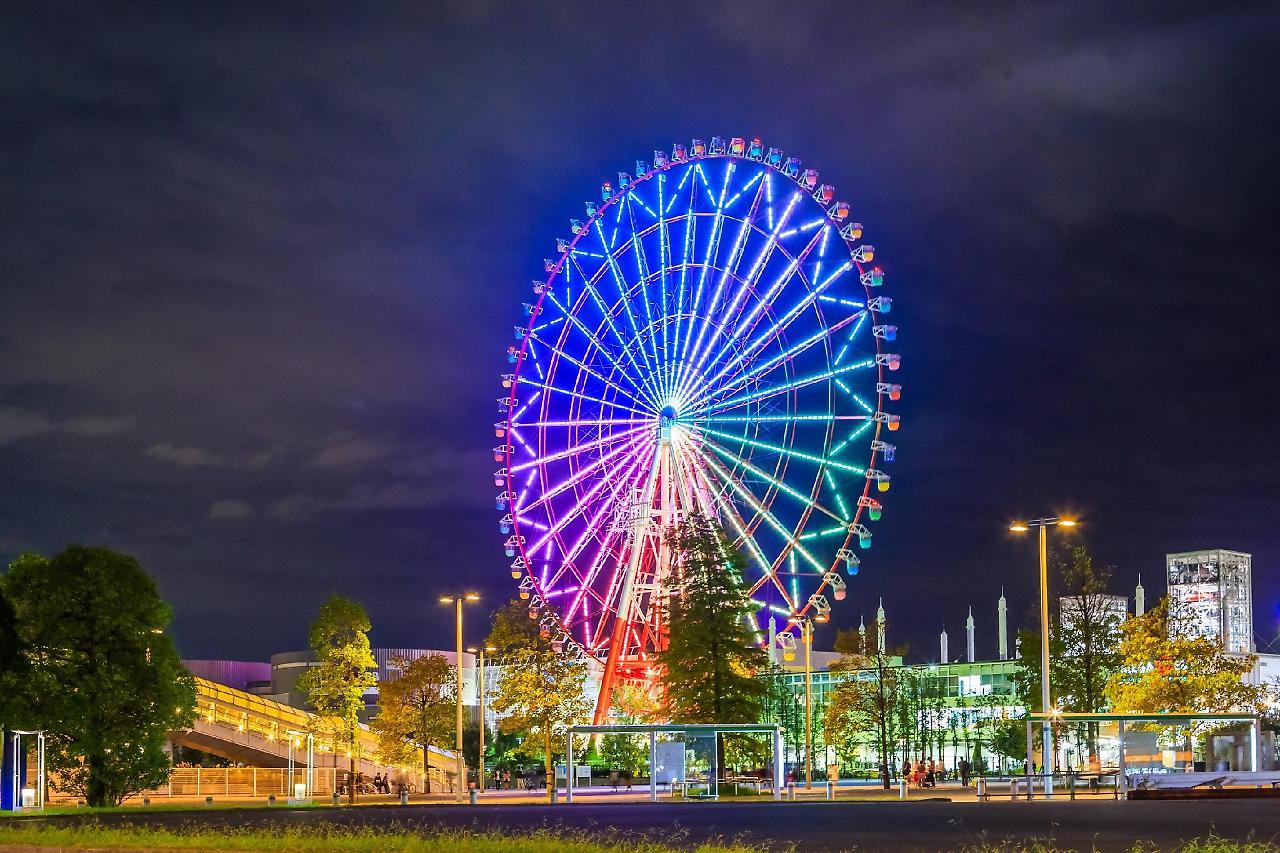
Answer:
[3,3,1278,661]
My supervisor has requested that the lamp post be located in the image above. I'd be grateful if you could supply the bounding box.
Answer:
[440,592,480,802]
[788,611,826,790]
[1008,516,1076,798]
[467,644,496,792]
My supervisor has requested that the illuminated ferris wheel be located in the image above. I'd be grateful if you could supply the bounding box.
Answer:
[494,136,900,722]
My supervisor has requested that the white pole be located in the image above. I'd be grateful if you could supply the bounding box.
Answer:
[649,731,657,803]
[566,732,574,804]
[1038,524,1053,797]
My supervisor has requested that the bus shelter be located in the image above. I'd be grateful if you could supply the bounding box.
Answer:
[1026,711,1264,796]
[565,723,783,803]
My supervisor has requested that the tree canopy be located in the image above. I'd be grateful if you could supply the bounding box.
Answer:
[1,546,195,806]
[654,513,767,724]
[1106,597,1264,715]
[371,654,454,793]
[824,627,907,788]
[487,599,590,800]
[297,594,377,801]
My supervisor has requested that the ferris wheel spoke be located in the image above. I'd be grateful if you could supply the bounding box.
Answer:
[674,442,776,583]
[695,448,828,575]
[697,433,847,525]
[622,193,665,383]
[690,229,831,399]
[527,329,651,411]
[670,191,700,396]
[526,440,651,558]
[543,290,660,407]
[543,447,651,591]
[654,174,672,398]
[683,189,801,398]
[680,179,772,398]
[700,259,857,395]
[691,310,865,415]
[515,376,651,418]
[561,262,666,407]
[510,424,650,473]
[678,165,735,369]
[592,218,661,386]
[692,423,866,475]
[691,357,875,418]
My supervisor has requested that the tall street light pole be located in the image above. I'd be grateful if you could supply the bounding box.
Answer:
[467,644,496,792]
[440,592,479,802]
[1009,516,1076,798]
[789,610,827,790]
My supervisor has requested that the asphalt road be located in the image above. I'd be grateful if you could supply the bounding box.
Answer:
[15,799,1280,851]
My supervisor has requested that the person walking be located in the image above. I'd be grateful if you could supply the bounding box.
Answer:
[959,757,971,787]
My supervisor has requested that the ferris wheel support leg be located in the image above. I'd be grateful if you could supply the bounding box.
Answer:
[593,443,662,725]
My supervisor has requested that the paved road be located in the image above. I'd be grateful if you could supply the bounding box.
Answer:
[16,799,1280,851]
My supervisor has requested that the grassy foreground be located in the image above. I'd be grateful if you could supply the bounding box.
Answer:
[0,823,760,852]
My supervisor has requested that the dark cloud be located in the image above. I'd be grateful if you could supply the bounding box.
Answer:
[0,1,1277,658]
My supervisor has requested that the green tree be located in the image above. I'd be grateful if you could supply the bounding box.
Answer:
[371,654,453,793]
[599,732,648,776]
[824,628,907,788]
[297,594,377,803]
[487,600,590,800]
[655,513,768,723]
[1106,597,1263,715]
[2,546,196,806]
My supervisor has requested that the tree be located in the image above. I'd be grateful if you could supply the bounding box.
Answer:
[599,732,648,776]
[1,546,196,806]
[1106,598,1264,716]
[655,513,768,724]
[371,654,454,793]
[823,627,906,788]
[487,600,590,800]
[297,594,377,803]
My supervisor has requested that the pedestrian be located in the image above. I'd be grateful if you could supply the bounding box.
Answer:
[959,757,971,787]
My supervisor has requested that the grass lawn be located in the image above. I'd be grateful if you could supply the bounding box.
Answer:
[0,823,759,852]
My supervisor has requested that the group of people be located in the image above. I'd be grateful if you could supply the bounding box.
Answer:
[901,757,974,787]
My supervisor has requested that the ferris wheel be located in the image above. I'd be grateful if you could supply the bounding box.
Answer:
[494,136,900,722]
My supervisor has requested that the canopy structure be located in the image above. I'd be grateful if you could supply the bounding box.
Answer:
[1024,711,1264,796]
[565,723,783,803]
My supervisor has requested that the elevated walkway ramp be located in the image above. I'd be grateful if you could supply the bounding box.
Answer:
[171,678,456,789]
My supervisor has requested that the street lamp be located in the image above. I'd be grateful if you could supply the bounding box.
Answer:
[440,592,480,802]
[1008,516,1077,797]
[467,644,497,792]
[787,615,816,789]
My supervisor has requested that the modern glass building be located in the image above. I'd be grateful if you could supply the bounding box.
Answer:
[1166,549,1253,653]
[767,657,1023,776]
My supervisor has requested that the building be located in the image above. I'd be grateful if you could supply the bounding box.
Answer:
[1166,549,1253,653]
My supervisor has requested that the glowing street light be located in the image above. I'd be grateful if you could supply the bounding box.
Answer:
[1008,516,1078,797]
[440,592,480,801]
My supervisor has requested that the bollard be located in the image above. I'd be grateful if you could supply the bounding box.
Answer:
[267,794,276,807]
[787,782,796,801]
[400,789,409,806]
[142,796,151,808]
[898,779,907,800]
[825,781,834,801]
[469,789,478,806]
[1010,779,1018,801]
[550,788,559,805]
[976,778,986,801]
[204,796,213,806]
[332,792,341,807]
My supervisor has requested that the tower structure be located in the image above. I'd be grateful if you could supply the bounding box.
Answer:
[997,588,1009,660]
[965,607,976,663]
[876,599,886,654]
[1166,549,1253,653]
[940,625,949,663]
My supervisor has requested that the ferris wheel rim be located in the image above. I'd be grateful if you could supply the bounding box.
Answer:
[497,138,897,658]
